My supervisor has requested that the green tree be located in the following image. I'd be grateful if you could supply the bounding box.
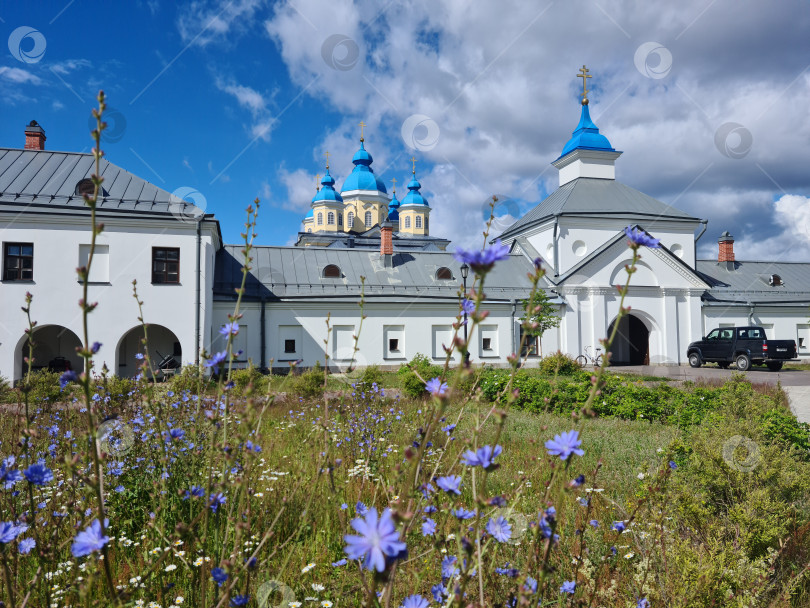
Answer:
[519,289,561,358]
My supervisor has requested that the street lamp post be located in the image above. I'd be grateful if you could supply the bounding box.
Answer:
[460,263,469,363]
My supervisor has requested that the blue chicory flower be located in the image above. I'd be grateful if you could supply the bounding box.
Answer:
[435,475,461,495]
[24,463,53,486]
[624,225,660,249]
[486,516,512,543]
[453,239,510,274]
[425,377,449,397]
[71,519,110,557]
[343,507,407,572]
[545,430,584,461]
[560,580,576,594]
[461,444,502,469]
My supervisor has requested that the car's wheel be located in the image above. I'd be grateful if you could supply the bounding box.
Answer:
[767,361,783,372]
[575,355,588,367]
[735,353,751,371]
[718,362,730,369]
[688,352,702,368]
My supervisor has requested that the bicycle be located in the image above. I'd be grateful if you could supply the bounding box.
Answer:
[576,346,603,367]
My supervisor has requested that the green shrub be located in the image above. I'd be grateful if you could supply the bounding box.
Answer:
[759,408,810,456]
[20,370,63,403]
[169,364,214,394]
[99,375,136,406]
[397,354,443,399]
[360,364,384,387]
[539,351,580,375]
[0,375,13,403]
[230,364,269,395]
[287,362,324,399]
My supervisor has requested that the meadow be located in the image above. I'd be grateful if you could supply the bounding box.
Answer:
[1,94,810,608]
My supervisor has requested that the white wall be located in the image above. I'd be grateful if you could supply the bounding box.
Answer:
[0,213,218,380]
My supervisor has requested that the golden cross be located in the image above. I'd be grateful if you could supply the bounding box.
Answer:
[410,156,417,174]
[577,65,592,104]
[324,150,330,169]
[359,121,366,141]
[314,173,320,191]
[391,177,397,193]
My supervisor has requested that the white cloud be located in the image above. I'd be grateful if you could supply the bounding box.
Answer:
[215,78,276,142]
[260,0,810,256]
[50,59,91,75]
[177,0,264,47]
[0,67,42,85]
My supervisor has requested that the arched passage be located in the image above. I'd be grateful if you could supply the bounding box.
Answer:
[116,325,182,378]
[607,314,650,365]
[14,325,83,380]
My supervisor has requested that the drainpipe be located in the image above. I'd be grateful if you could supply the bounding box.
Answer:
[693,219,708,269]
[552,215,560,277]
[260,297,267,371]
[747,301,755,325]
[195,216,202,366]
[511,299,517,356]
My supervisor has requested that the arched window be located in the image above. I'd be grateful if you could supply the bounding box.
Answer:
[415,216,422,229]
[307,228,312,233]
[404,216,411,229]
[347,211,354,227]
[769,274,783,286]
[327,212,335,225]
[365,211,372,226]
[436,267,452,280]
[323,264,341,278]
[338,213,343,226]
[317,212,323,226]
[75,178,95,197]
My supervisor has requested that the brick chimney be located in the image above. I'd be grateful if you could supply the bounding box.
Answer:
[24,120,46,150]
[718,231,735,269]
[380,220,393,268]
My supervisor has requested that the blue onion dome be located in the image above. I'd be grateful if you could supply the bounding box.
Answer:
[312,169,343,203]
[305,208,313,218]
[400,171,429,207]
[558,102,615,158]
[388,188,400,221]
[341,141,388,193]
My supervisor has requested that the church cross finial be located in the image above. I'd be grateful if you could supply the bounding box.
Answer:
[392,177,397,194]
[359,121,366,142]
[315,173,321,192]
[324,150,330,170]
[410,156,417,174]
[577,65,592,105]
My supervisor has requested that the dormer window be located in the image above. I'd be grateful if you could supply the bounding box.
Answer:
[323,264,341,278]
[75,178,95,197]
[436,267,453,280]
[769,274,783,286]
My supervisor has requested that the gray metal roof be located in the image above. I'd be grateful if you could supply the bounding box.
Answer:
[500,177,700,240]
[295,227,451,251]
[214,245,544,302]
[0,147,203,218]
[698,259,810,305]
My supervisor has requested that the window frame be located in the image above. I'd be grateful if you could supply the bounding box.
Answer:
[3,242,34,281]
[284,339,296,354]
[389,338,399,352]
[415,215,422,229]
[365,211,372,226]
[404,216,411,229]
[327,211,335,225]
[151,247,180,284]
[317,212,323,226]
[322,264,341,278]
[435,267,453,280]
[347,211,354,227]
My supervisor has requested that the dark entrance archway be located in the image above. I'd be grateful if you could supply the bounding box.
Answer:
[14,325,83,380]
[608,314,650,365]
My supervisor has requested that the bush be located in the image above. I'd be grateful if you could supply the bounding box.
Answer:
[230,365,269,395]
[0,375,13,403]
[287,362,324,399]
[539,351,580,375]
[20,370,64,404]
[359,364,384,387]
[98,374,136,406]
[169,364,214,394]
[397,353,442,399]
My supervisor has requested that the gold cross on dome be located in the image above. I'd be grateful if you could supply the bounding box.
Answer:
[577,65,592,104]
[359,121,366,141]
[410,156,417,174]
[391,177,397,193]
[324,150,330,169]
[314,173,320,191]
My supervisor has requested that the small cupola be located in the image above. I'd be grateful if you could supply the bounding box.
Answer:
[551,66,622,187]
[341,125,388,194]
[311,168,343,204]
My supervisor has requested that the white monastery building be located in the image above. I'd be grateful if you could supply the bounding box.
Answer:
[2,75,809,381]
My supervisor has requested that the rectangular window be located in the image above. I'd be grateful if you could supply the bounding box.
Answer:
[279,325,302,360]
[152,247,179,284]
[480,324,498,357]
[519,328,538,357]
[3,242,33,281]
[482,337,492,350]
[285,339,296,353]
[384,325,405,359]
[798,325,810,351]
[389,338,399,352]
[332,325,355,361]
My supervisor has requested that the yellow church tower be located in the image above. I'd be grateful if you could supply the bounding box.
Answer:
[398,157,430,236]
[340,123,389,232]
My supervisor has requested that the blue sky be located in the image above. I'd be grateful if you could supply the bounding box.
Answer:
[2,1,810,259]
